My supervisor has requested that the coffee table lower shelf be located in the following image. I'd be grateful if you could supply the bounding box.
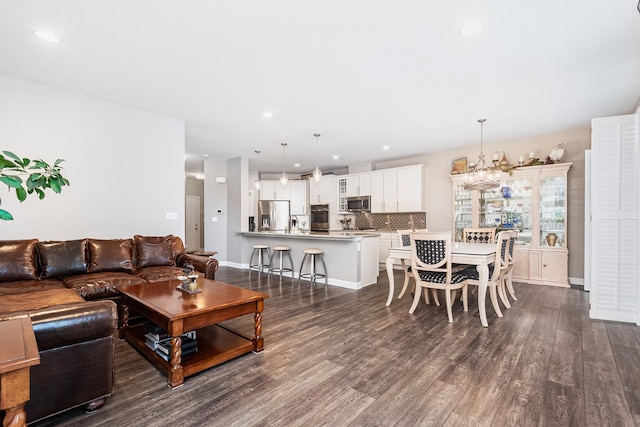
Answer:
[123,322,255,385]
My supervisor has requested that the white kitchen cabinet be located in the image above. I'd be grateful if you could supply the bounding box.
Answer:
[370,165,425,213]
[345,173,370,197]
[309,175,337,205]
[289,180,308,215]
[451,162,571,287]
[338,173,371,213]
[371,170,398,213]
[259,180,291,201]
[377,232,400,264]
[397,165,425,212]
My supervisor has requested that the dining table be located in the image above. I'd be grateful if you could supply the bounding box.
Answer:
[385,242,497,327]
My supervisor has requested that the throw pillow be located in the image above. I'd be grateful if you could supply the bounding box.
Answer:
[37,239,88,278]
[134,235,174,269]
[0,239,39,282]
[87,239,134,273]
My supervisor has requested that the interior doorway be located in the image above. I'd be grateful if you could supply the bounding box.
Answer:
[185,195,201,251]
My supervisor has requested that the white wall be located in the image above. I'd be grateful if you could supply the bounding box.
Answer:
[0,75,185,240]
[204,156,228,260]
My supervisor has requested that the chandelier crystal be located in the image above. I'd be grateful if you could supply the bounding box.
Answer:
[312,133,322,182]
[280,142,288,187]
[254,150,261,190]
[463,118,501,190]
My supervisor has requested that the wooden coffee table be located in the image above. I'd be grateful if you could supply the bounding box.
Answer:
[118,278,268,388]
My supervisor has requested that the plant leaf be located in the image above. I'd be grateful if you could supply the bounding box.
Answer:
[16,187,27,202]
[2,151,20,162]
[0,157,17,168]
[53,159,65,167]
[35,188,45,199]
[49,178,61,193]
[0,209,13,221]
[0,175,23,188]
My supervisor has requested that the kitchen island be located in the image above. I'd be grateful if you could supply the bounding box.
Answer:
[239,231,380,289]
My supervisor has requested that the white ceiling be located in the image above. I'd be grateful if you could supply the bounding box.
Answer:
[1,1,639,177]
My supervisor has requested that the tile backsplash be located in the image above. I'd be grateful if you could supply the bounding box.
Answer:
[350,212,427,231]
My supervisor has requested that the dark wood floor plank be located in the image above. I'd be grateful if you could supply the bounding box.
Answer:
[29,268,640,427]
[581,314,635,427]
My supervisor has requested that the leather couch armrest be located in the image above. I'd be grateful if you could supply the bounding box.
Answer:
[176,253,219,280]
[26,300,117,351]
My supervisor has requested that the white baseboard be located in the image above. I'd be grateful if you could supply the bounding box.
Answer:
[569,277,584,286]
[220,264,366,289]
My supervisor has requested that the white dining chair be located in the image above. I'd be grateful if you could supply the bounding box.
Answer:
[409,232,469,322]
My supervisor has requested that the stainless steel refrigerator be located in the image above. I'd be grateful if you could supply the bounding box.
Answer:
[258,200,290,231]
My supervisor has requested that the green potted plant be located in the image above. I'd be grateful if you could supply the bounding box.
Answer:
[0,151,70,220]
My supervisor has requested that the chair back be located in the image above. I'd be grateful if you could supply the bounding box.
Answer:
[410,232,452,279]
[463,227,496,244]
[397,228,428,247]
[491,231,510,282]
[507,230,518,266]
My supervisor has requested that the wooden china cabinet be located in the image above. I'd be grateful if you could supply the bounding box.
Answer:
[451,162,572,287]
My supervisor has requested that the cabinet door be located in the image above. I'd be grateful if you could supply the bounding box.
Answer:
[274,181,290,200]
[397,166,423,212]
[541,250,568,284]
[289,181,308,215]
[359,173,371,195]
[370,171,385,213]
[382,170,398,212]
[345,175,361,197]
[259,180,277,200]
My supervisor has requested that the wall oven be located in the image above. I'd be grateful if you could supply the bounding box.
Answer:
[310,204,330,231]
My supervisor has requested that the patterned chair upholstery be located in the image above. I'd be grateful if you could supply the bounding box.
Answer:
[409,232,468,322]
[502,231,518,303]
[395,229,434,302]
[460,230,511,317]
[463,227,496,244]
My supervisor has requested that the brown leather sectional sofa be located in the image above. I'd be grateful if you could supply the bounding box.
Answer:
[0,235,218,424]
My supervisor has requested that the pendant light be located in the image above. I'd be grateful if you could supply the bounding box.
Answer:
[254,150,261,190]
[280,142,288,187]
[312,133,322,182]
[463,118,500,190]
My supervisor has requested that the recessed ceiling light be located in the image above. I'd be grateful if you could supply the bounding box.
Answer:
[294,163,300,167]
[383,145,390,150]
[261,112,273,118]
[333,155,340,160]
[460,22,483,36]
[34,29,61,44]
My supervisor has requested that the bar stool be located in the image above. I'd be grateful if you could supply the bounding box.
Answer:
[249,244,270,273]
[268,245,294,278]
[298,248,327,285]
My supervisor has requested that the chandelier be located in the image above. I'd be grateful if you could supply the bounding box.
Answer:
[463,118,501,190]
[312,133,322,182]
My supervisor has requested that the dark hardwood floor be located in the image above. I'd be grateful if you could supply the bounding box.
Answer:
[33,266,640,426]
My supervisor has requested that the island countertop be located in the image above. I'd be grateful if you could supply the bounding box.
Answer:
[238,231,380,241]
[240,231,380,288]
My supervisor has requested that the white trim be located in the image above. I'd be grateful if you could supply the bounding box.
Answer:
[569,277,584,287]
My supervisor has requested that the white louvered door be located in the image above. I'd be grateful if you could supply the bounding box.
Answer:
[589,113,639,324]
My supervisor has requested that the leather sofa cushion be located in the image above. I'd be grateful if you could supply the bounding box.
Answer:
[0,239,39,282]
[87,239,134,273]
[0,279,66,296]
[134,235,174,269]
[62,272,147,300]
[135,265,186,282]
[0,288,83,315]
[37,239,88,278]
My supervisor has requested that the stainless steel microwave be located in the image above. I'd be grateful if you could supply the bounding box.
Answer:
[346,196,371,212]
